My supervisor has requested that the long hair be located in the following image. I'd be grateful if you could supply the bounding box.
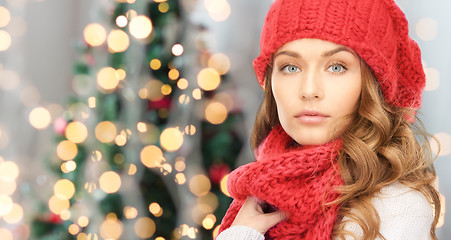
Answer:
[250,60,441,239]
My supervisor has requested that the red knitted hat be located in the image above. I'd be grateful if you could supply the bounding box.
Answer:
[254,0,426,109]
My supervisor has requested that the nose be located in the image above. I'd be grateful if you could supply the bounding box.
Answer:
[299,70,323,100]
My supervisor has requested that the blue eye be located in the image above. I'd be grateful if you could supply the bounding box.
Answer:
[327,64,347,73]
[282,65,300,73]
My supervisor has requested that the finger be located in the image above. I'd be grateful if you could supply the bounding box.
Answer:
[260,210,289,228]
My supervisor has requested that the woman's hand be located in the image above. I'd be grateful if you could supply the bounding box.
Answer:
[231,197,289,234]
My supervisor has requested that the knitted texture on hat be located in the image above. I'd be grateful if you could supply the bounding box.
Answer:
[218,125,343,239]
[254,0,425,109]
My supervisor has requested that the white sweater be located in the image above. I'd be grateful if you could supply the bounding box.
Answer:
[216,182,433,240]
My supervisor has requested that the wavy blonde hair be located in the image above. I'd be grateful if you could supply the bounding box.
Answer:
[251,60,441,239]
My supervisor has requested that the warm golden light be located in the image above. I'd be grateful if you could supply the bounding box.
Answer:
[129,15,153,39]
[0,194,13,216]
[208,53,231,75]
[116,15,128,27]
[65,121,88,143]
[168,69,180,80]
[124,206,138,219]
[220,174,230,197]
[202,214,216,230]
[172,44,184,56]
[56,140,78,161]
[97,67,120,91]
[128,163,137,175]
[83,23,107,47]
[213,225,221,239]
[0,179,16,196]
[179,94,190,104]
[99,171,121,194]
[177,78,189,89]
[159,2,170,13]
[135,217,156,239]
[146,79,164,101]
[29,107,51,129]
[60,209,71,220]
[78,216,89,227]
[48,195,70,214]
[140,145,164,168]
[107,29,130,52]
[95,121,117,143]
[192,88,202,100]
[205,101,228,124]
[160,127,184,152]
[0,30,12,51]
[161,84,172,95]
[197,68,220,91]
[0,228,12,240]
[137,122,147,132]
[117,69,126,80]
[149,202,163,217]
[69,224,80,235]
[150,59,162,70]
[62,161,77,173]
[175,160,186,172]
[0,7,11,28]
[0,161,19,182]
[189,174,211,197]
[54,179,76,200]
[100,217,123,239]
[175,173,186,185]
[205,0,231,22]
[88,97,96,108]
[184,125,196,135]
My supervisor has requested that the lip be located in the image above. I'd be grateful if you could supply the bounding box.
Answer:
[294,110,329,124]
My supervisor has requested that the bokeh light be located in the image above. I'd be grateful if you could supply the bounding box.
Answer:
[83,23,107,47]
[95,121,117,143]
[97,67,120,91]
[416,18,437,41]
[56,140,78,161]
[0,30,12,51]
[0,161,19,182]
[197,68,220,91]
[99,171,122,193]
[425,67,440,91]
[189,174,211,197]
[135,217,156,239]
[208,53,231,75]
[0,194,13,216]
[202,214,216,230]
[205,101,228,124]
[116,15,128,28]
[0,7,11,27]
[160,127,184,152]
[129,15,153,39]
[149,202,163,217]
[145,79,164,101]
[431,132,451,157]
[150,59,162,70]
[107,29,130,52]
[3,203,23,224]
[48,195,70,214]
[168,69,180,80]
[141,145,164,168]
[100,216,123,239]
[220,174,230,197]
[205,0,231,22]
[65,121,88,143]
[177,78,189,90]
[54,179,75,200]
[172,44,184,56]
[124,206,138,219]
[0,228,12,240]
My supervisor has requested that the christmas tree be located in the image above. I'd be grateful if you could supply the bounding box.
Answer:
[30,0,244,239]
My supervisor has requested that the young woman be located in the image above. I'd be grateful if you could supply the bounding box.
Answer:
[215,0,441,239]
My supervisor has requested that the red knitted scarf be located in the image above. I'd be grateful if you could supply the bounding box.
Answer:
[218,125,344,239]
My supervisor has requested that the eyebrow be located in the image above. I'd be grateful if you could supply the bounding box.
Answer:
[273,47,356,60]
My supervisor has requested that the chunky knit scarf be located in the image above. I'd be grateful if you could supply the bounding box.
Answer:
[218,125,344,239]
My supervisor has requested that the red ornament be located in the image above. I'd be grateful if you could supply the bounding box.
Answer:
[49,213,63,224]
[208,163,230,185]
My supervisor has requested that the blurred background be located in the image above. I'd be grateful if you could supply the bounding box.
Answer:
[0,0,449,239]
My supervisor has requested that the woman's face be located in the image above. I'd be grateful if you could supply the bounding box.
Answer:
[271,38,362,146]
